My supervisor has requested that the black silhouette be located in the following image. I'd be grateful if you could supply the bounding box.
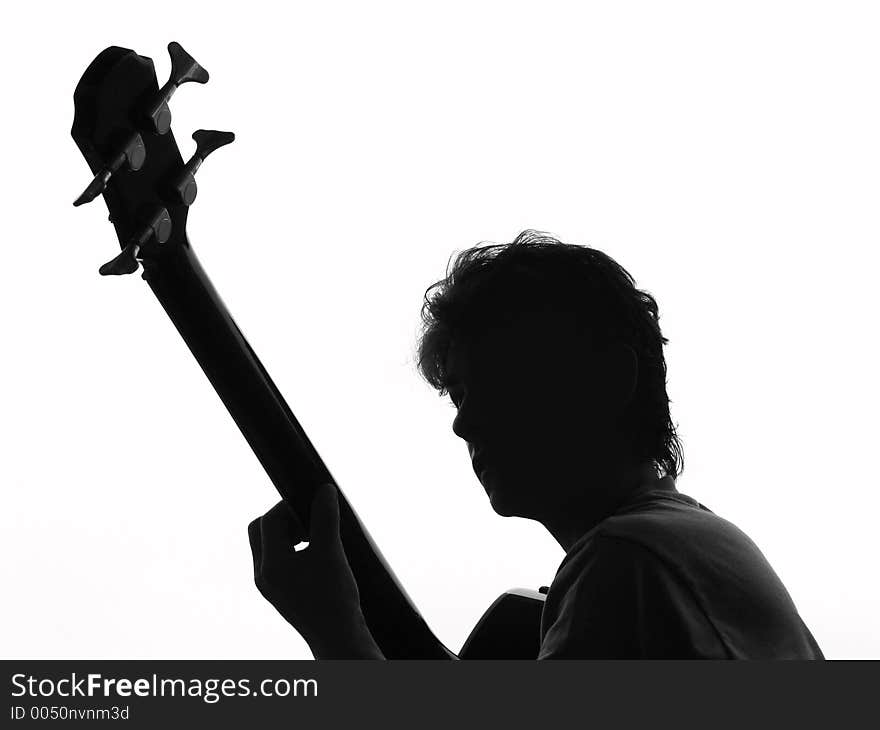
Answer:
[251,230,824,659]
[72,43,823,660]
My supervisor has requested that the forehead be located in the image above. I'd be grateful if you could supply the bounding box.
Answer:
[444,309,585,386]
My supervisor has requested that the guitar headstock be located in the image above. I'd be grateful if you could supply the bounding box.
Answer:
[71,42,233,276]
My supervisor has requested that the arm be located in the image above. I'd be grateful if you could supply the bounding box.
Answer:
[248,484,386,659]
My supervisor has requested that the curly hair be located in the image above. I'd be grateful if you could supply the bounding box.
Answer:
[416,230,684,479]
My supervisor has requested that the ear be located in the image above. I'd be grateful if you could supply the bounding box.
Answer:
[600,342,639,409]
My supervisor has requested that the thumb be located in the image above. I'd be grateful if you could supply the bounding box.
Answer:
[309,483,341,548]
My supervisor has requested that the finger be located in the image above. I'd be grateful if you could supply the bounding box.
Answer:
[309,483,341,547]
[255,501,305,586]
[260,500,308,546]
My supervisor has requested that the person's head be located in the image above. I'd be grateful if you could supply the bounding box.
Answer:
[416,230,683,521]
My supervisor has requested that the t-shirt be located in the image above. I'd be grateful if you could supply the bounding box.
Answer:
[538,480,824,659]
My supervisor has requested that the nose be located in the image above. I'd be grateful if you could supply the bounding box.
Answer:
[452,395,482,442]
[451,406,469,440]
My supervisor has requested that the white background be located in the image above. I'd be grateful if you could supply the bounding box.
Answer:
[2,0,878,659]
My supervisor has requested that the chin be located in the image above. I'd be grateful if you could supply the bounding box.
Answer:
[482,468,538,517]
[488,494,517,517]
[486,487,532,519]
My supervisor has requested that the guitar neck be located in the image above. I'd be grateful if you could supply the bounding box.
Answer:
[142,237,454,659]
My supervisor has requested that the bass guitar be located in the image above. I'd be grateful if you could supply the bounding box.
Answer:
[70,41,545,659]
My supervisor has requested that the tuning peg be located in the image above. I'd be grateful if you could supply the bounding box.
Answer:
[172,129,235,205]
[98,243,142,276]
[73,132,146,206]
[146,42,209,135]
[99,207,171,276]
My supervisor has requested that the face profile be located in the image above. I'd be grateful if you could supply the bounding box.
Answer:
[443,307,639,522]
[415,231,683,543]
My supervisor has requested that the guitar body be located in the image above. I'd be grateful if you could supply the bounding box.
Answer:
[460,589,545,660]
[71,42,545,659]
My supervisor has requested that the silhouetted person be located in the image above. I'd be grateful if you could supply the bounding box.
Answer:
[249,230,824,659]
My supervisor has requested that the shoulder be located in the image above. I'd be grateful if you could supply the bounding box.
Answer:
[597,491,769,576]
[539,533,727,659]
[554,490,730,597]
[556,531,699,605]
